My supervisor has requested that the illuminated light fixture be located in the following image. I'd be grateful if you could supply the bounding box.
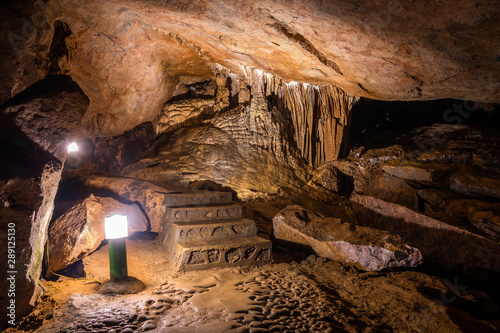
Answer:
[105,214,128,240]
[98,214,146,294]
[105,214,129,279]
[67,141,79,153]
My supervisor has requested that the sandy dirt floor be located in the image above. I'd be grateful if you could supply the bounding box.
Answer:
[6,231,500,333]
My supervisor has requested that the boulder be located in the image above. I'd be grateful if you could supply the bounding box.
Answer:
[449,166,500,199]
[445,199,500,241]
[382,161,450,184]
[273,205,422,271]
[355,173,419,211]
[350,193,500,283]
[47,195,148,275]
[0,75,89,160]
[314,163,352,194]
[60,169,180,232]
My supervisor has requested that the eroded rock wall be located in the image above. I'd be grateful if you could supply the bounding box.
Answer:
[1,0,498,136]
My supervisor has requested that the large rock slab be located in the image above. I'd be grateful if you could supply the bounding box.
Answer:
[382,161,450,185]
[0,112,63,328]
[273,205,422,271]
[355,173,419,211]
[47,195,148,275]
[445,199,500,241]
[449,166,500,199]
[350,193,500,283]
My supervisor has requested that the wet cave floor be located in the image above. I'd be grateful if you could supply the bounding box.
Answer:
[13,233,500,333]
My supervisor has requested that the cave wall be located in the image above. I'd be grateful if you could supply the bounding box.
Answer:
[0,75,88,328]
[122,68,357,199]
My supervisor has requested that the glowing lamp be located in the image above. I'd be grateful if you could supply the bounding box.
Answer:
[105,214,128,280]
[98,214,146,294]
[105,214,128,239]
[67,142,79,152]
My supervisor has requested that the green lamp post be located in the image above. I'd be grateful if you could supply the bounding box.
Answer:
[98,214,146,294]
[104,214,129,279]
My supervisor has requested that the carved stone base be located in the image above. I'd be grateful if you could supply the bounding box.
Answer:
[172,237,272,271]
[167,204,243,223]
[165,191,233,207]
[159,190,273,271]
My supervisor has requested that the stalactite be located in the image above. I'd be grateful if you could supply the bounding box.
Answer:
[157,65,358,165]
[245,67,359,166]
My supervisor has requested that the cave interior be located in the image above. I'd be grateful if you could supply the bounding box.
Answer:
[1,0,500,332]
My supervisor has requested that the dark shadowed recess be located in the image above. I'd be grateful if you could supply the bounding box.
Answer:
[348,99,500,153]
[0,74,88,110]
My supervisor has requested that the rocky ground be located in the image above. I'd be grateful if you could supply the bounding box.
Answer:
[5,223,500,333]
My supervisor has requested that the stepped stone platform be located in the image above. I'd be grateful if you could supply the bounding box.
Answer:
[158,191,272,271]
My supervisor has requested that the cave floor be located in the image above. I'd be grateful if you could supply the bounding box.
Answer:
[14,235,499,333]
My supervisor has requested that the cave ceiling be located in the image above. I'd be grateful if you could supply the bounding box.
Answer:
[1,0,499,136]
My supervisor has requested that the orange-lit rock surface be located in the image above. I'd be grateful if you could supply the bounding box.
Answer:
[2,0,498,135]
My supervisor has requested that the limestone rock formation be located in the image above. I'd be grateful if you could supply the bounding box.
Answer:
[0,112,63,322]
[89,122,155,173]
[157,99,216,134]
[449,165,500,199]
[350,193,500,283]
[445,199,500,241]
[2,0,498,136]
[58,169,180,232]
[46,195,148,275]
[273,205,422,271]
[0,75,89,160]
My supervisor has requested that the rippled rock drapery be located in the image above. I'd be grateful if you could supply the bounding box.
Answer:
[156,68,358,165]
[125,68,357,199]
[245,69,358,165]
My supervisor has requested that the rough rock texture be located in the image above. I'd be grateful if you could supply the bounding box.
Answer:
[89,122,155,173]
[122,70,357,200]
[0,112,62,328]
[46,195,148,275]
[449,165,500,199]
[56,170,180,233]
[157,98,216,134]
[1,0,498,136]
[273,205,422,271]
[0,75,89,160]
[445,199,500,241]
[350,193,500,284]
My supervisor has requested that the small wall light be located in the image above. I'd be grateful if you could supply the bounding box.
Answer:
[67,141,79,153]
[98,214,146,294]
